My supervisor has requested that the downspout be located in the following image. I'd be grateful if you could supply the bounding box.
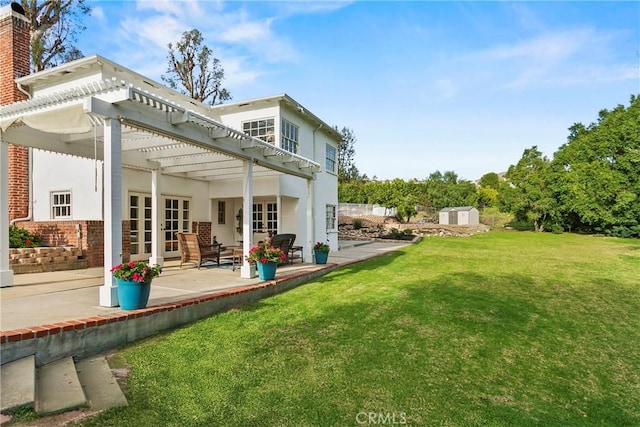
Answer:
[16,82,32,100]
[10,147,33,225]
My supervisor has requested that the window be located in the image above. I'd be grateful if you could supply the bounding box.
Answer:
[243,118,275,143]
[51,191,71,219]
[217,201,226,225]
[326,205,336,231]
[281,119,299,153]
[326,144,336,173]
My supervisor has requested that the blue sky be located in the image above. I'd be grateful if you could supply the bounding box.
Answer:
[79,1,639,181]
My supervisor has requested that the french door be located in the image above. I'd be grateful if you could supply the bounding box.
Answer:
[129,193,152,261]
[164,197,191,258]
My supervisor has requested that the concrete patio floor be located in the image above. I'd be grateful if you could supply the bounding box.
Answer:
[1,240,409,332]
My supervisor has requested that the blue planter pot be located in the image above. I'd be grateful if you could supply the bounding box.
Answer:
[314,251,329,264]
[256,261,277,280]
[116,279,151,310]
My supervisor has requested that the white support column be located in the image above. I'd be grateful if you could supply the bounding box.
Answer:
[276,196,282,234]
[148,168,163,266]
[305,176,315,263]
[0,134,14,287]
[240,160,256,279]
[100,118,123,307]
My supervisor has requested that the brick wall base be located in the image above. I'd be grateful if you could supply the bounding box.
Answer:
[16,221,132,267]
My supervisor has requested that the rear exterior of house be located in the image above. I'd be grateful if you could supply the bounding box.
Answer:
[20,93,339,266]
[0,3,339,300]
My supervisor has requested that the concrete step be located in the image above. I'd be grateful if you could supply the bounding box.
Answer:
[0,355,35,412]
[75,356,127,411]
[35,357,86,414]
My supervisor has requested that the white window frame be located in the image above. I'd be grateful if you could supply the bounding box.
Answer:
[51,190,72,219]
[326,204,337,231]
[281,119,299,154]
[326,143,336,173]
[242,118,275,143]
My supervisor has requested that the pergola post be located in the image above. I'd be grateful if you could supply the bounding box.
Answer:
[149,168,163,267]
[100,118,123,307]
[0,133,14,287]
[306,176,315,263]
[240,159,256,279]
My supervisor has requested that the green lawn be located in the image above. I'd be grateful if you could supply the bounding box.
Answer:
[80,232,640,426]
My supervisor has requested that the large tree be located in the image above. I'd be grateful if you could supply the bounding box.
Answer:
[162,29,231,105]
[335,126,361,183]
[552,95,640,233]
[5,0,91,71]
[502,147,558,232]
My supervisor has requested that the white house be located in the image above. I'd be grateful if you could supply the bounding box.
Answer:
[439,207,480,226]
[0,3,340,306]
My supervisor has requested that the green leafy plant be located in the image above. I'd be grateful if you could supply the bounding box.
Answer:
[9,225,41,248]
[352,219,363,230]
[313,241,330,253]
[246,238,285,264]
[111,261,162,283]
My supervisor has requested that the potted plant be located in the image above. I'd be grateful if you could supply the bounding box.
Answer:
[111,261,162,310]
[313,241,330,264]
[246,238,286,280]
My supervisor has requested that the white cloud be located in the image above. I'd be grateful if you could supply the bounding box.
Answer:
[91,6,106,22]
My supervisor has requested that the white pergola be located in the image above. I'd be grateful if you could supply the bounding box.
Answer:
[0,78,320,306]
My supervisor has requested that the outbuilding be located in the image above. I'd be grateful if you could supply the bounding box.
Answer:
[439,206,480,226]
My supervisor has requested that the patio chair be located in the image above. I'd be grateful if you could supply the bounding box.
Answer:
[269,233,296,265]
[176,232,223,269]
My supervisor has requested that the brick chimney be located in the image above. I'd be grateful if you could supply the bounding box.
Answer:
[0,2,30,222]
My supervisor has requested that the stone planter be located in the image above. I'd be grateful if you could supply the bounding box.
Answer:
[9,246,87,274]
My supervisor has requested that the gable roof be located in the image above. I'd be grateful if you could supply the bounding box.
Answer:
[440,206,477,212]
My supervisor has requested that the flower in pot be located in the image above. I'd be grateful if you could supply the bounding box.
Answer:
[111,261,162,283]
[111,261,162,310]
[246,238,286,280]
[313,241,330,264]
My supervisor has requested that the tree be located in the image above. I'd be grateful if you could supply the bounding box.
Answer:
[5,0,91,71]
[335,126,361,183]
[552,95,640,233]
[503,147,558,232]
[162,29,231,105]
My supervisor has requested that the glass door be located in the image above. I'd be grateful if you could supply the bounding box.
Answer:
[164,197,190,258]
[129,193,152,261]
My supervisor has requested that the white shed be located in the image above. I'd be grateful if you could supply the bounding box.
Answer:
[439,206,479,226]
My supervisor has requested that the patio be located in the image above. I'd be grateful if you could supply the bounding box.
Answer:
[0,240,409,367]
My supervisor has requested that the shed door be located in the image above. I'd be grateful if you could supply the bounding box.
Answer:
[449,210,458,225]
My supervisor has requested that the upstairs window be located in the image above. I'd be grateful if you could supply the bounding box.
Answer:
[243,118,275,143]
[51,191,71,219]
[281,119,299,154]
[326,144,336,173]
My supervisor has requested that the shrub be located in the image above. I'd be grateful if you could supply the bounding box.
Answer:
[404,228,413,235]
[550,224,564,234]
[352,219,364,230]
[9,226,42,248]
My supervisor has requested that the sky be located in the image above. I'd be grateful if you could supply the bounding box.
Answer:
[77,1,640,181]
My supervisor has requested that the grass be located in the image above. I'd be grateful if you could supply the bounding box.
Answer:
[77,232,640,426]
